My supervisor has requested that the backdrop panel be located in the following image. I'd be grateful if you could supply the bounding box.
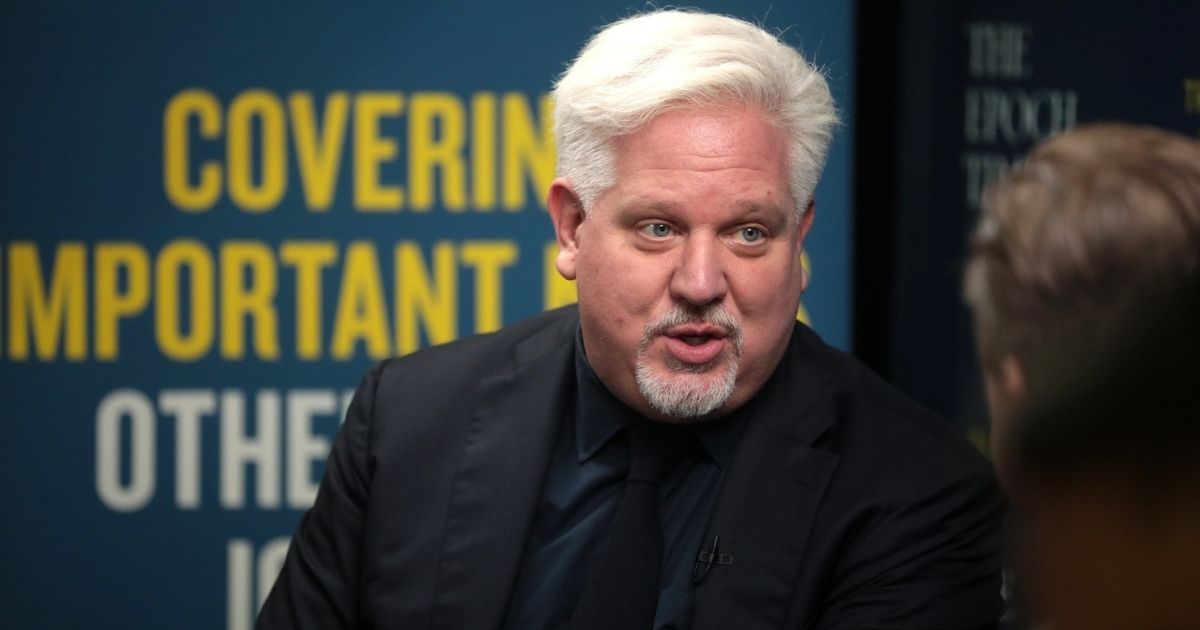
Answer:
[884,0,1200,445]
[0,3,854,629]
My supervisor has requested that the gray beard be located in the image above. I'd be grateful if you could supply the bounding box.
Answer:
[634,304,743,419]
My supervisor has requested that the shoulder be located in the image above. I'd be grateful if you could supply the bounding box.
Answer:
[340,305,578,478]
[774,326,1004,624]
[370,304,579,392]
[777,323,993,498]
[350,305,578,444]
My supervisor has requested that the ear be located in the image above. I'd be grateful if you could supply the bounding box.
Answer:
[797,199,816,244]
[548,177,585,280]
[998,354,1026,400]
[982,353,1027,415]
[985,353,1026,490]
[796,200,816,291]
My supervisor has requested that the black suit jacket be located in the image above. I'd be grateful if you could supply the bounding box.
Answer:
[259,306,1003,629]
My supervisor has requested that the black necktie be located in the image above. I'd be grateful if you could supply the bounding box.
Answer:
[569,422,681,630]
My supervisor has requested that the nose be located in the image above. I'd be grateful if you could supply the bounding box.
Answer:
[669,235,729,306]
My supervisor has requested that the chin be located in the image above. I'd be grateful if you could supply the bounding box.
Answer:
[635,359,737,419]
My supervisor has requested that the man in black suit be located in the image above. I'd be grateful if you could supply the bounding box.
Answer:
[259,9,1003,629]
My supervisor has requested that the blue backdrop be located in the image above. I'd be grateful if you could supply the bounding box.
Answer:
[0,3,854,628]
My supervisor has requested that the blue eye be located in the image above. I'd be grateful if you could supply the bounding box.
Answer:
[641,223,672,238]
[738,227,764,243]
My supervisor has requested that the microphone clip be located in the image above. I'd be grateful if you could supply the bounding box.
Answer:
[692,533,734,584]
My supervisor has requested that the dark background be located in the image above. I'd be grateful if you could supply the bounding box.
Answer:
[854,0,1200,449]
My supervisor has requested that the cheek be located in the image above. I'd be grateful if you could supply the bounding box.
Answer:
[731,257,804,354]
[578,246,668,317]
[733,255,804,316]
[575,247,670,373]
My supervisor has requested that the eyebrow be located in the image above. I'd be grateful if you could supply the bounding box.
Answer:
[728,200,794,229]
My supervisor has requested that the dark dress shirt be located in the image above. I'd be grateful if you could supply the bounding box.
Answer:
[502,331,746,630]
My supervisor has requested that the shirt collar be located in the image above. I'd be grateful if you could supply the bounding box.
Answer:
[573,327,746,469]
[574,328,637,462]
[685,406,746,470]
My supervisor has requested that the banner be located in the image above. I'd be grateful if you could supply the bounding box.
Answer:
[885,0,1200,445]
[0,3,854,629]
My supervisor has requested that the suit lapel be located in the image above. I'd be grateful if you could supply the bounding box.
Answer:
[431,316,576,630]
[692,325,841,630]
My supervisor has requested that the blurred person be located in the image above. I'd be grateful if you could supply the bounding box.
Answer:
[964,123,1200,629]
[259,9,1003,629]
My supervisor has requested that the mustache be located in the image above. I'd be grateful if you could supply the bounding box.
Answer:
[639,304,743,351]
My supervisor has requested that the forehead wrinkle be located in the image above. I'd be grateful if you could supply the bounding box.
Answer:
[612,112,786,169]
[616,151,779,175]
[609,195,791,230]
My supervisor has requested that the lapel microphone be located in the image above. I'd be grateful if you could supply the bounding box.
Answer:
[693,532,734,584]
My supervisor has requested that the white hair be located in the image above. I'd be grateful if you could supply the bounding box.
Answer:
[553,9,839,217]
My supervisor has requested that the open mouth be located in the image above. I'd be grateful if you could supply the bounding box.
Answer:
[662,325,729,365]
[665,324,728,342]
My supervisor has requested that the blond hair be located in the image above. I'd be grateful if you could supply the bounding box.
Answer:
[964,123,1200,375]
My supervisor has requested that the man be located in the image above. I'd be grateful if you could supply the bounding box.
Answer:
[963,123,1200,629]
[260,10,1002,629]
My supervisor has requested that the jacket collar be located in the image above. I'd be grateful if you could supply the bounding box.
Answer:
[692,323,842,630]
[431,312,843,630]
[431,309,579,630]
[573,327,745,469]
